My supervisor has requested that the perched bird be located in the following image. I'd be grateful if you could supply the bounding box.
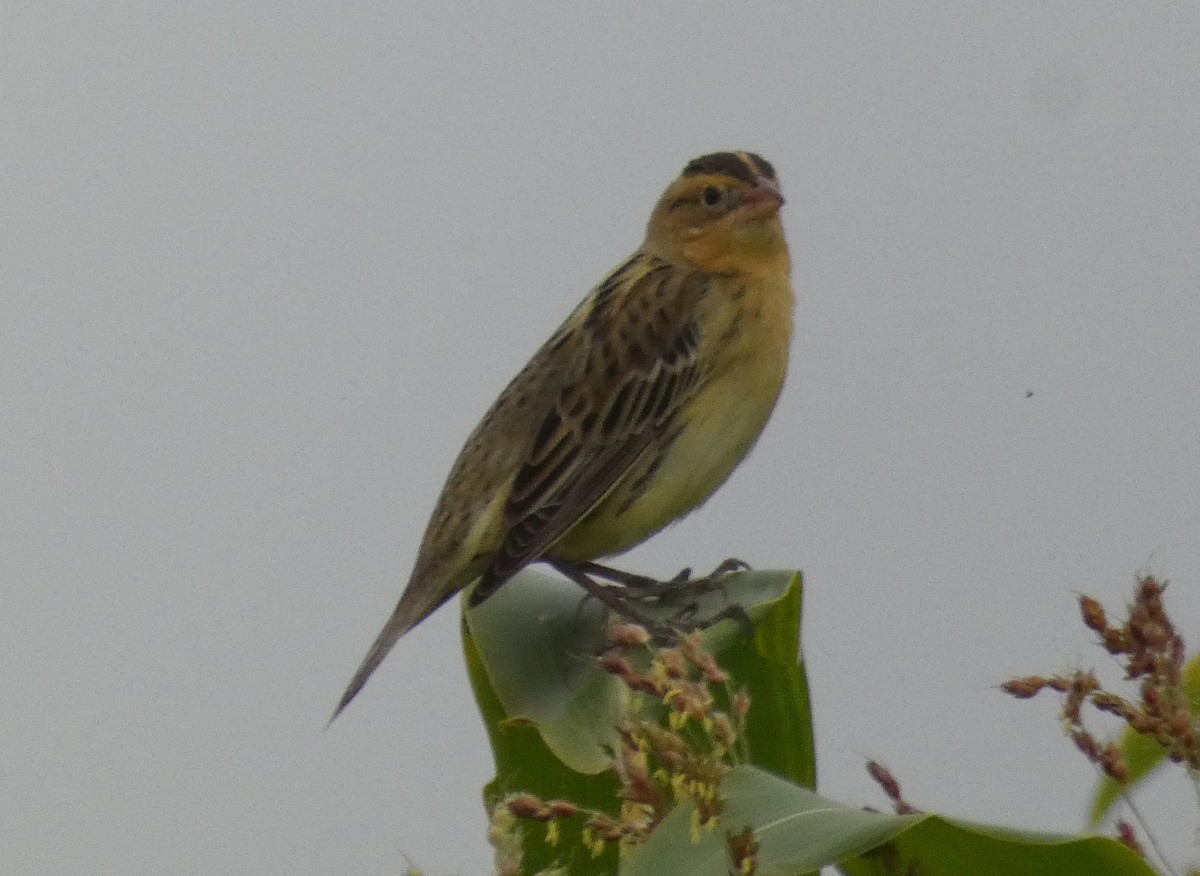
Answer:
[333,151,793,719]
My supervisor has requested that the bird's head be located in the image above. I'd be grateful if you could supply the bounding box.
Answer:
[646,151,789,276]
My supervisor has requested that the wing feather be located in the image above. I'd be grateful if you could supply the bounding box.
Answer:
[471,257,708,602]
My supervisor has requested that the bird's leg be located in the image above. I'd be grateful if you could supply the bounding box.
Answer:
[552,559,757,646]
[549,556,753,638]
[572,561,664,593]
[548,559,679,643]
[704,557,752,578]
[666,558,752,608]
[581,557,751,602]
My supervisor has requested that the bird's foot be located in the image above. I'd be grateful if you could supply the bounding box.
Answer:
[647,598,753,638]
[552,558,754,648]
[670,557,751,593]
[673,601,754,639]
[579,557,750,603]
[553,560,683,644]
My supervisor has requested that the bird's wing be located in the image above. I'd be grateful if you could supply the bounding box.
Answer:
[473,257,709,600]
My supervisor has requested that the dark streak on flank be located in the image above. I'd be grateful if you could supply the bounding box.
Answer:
[681,151,776,185]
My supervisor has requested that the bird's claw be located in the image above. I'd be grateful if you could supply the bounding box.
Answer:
[621,557,750,601]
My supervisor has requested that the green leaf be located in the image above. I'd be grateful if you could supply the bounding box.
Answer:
[464,568,623,774]
[719,569,815,788]
[464,617,622,876]
[463,567,811,874]
[623,765,1157,876]
[1088,650,1200,825]
[464,567,808,777]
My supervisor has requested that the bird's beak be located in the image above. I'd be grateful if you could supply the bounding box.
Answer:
[740,177,785,218]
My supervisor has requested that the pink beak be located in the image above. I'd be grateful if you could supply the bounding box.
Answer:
[741,176,785,217]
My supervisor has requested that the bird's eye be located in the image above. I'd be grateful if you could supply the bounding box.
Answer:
[701,185,725,208]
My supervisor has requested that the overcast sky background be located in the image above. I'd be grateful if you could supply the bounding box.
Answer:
[4,4,1199,874]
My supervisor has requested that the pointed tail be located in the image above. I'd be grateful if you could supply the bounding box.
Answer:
[327,581,457,725]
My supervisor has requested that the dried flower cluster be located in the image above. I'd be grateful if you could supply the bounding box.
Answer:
[1002,574,1197,863]
[1004,576,1196,774]
[866,760,922,816]
[487,625,755,874]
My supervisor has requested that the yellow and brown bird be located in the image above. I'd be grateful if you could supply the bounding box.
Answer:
[333,151,793,719]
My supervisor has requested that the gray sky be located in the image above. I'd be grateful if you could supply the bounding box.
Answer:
[4,4,1199,874]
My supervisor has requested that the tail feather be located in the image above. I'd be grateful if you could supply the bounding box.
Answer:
[328,580,456,724]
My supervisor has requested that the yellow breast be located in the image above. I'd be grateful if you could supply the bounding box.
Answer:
[551,269,794,560]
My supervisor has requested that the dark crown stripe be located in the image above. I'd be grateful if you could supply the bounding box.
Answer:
[681,151,776,184]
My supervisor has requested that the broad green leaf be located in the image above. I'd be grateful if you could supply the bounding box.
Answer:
[464,568,623,774]
[1089,650,1200,825]
[624,765,1156,876]
[719,569,815,788]
[464,567,806,776]
[463,567,810,874]
[464,621,622,876]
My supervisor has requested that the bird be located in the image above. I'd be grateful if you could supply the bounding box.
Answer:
[332,151,794,720]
